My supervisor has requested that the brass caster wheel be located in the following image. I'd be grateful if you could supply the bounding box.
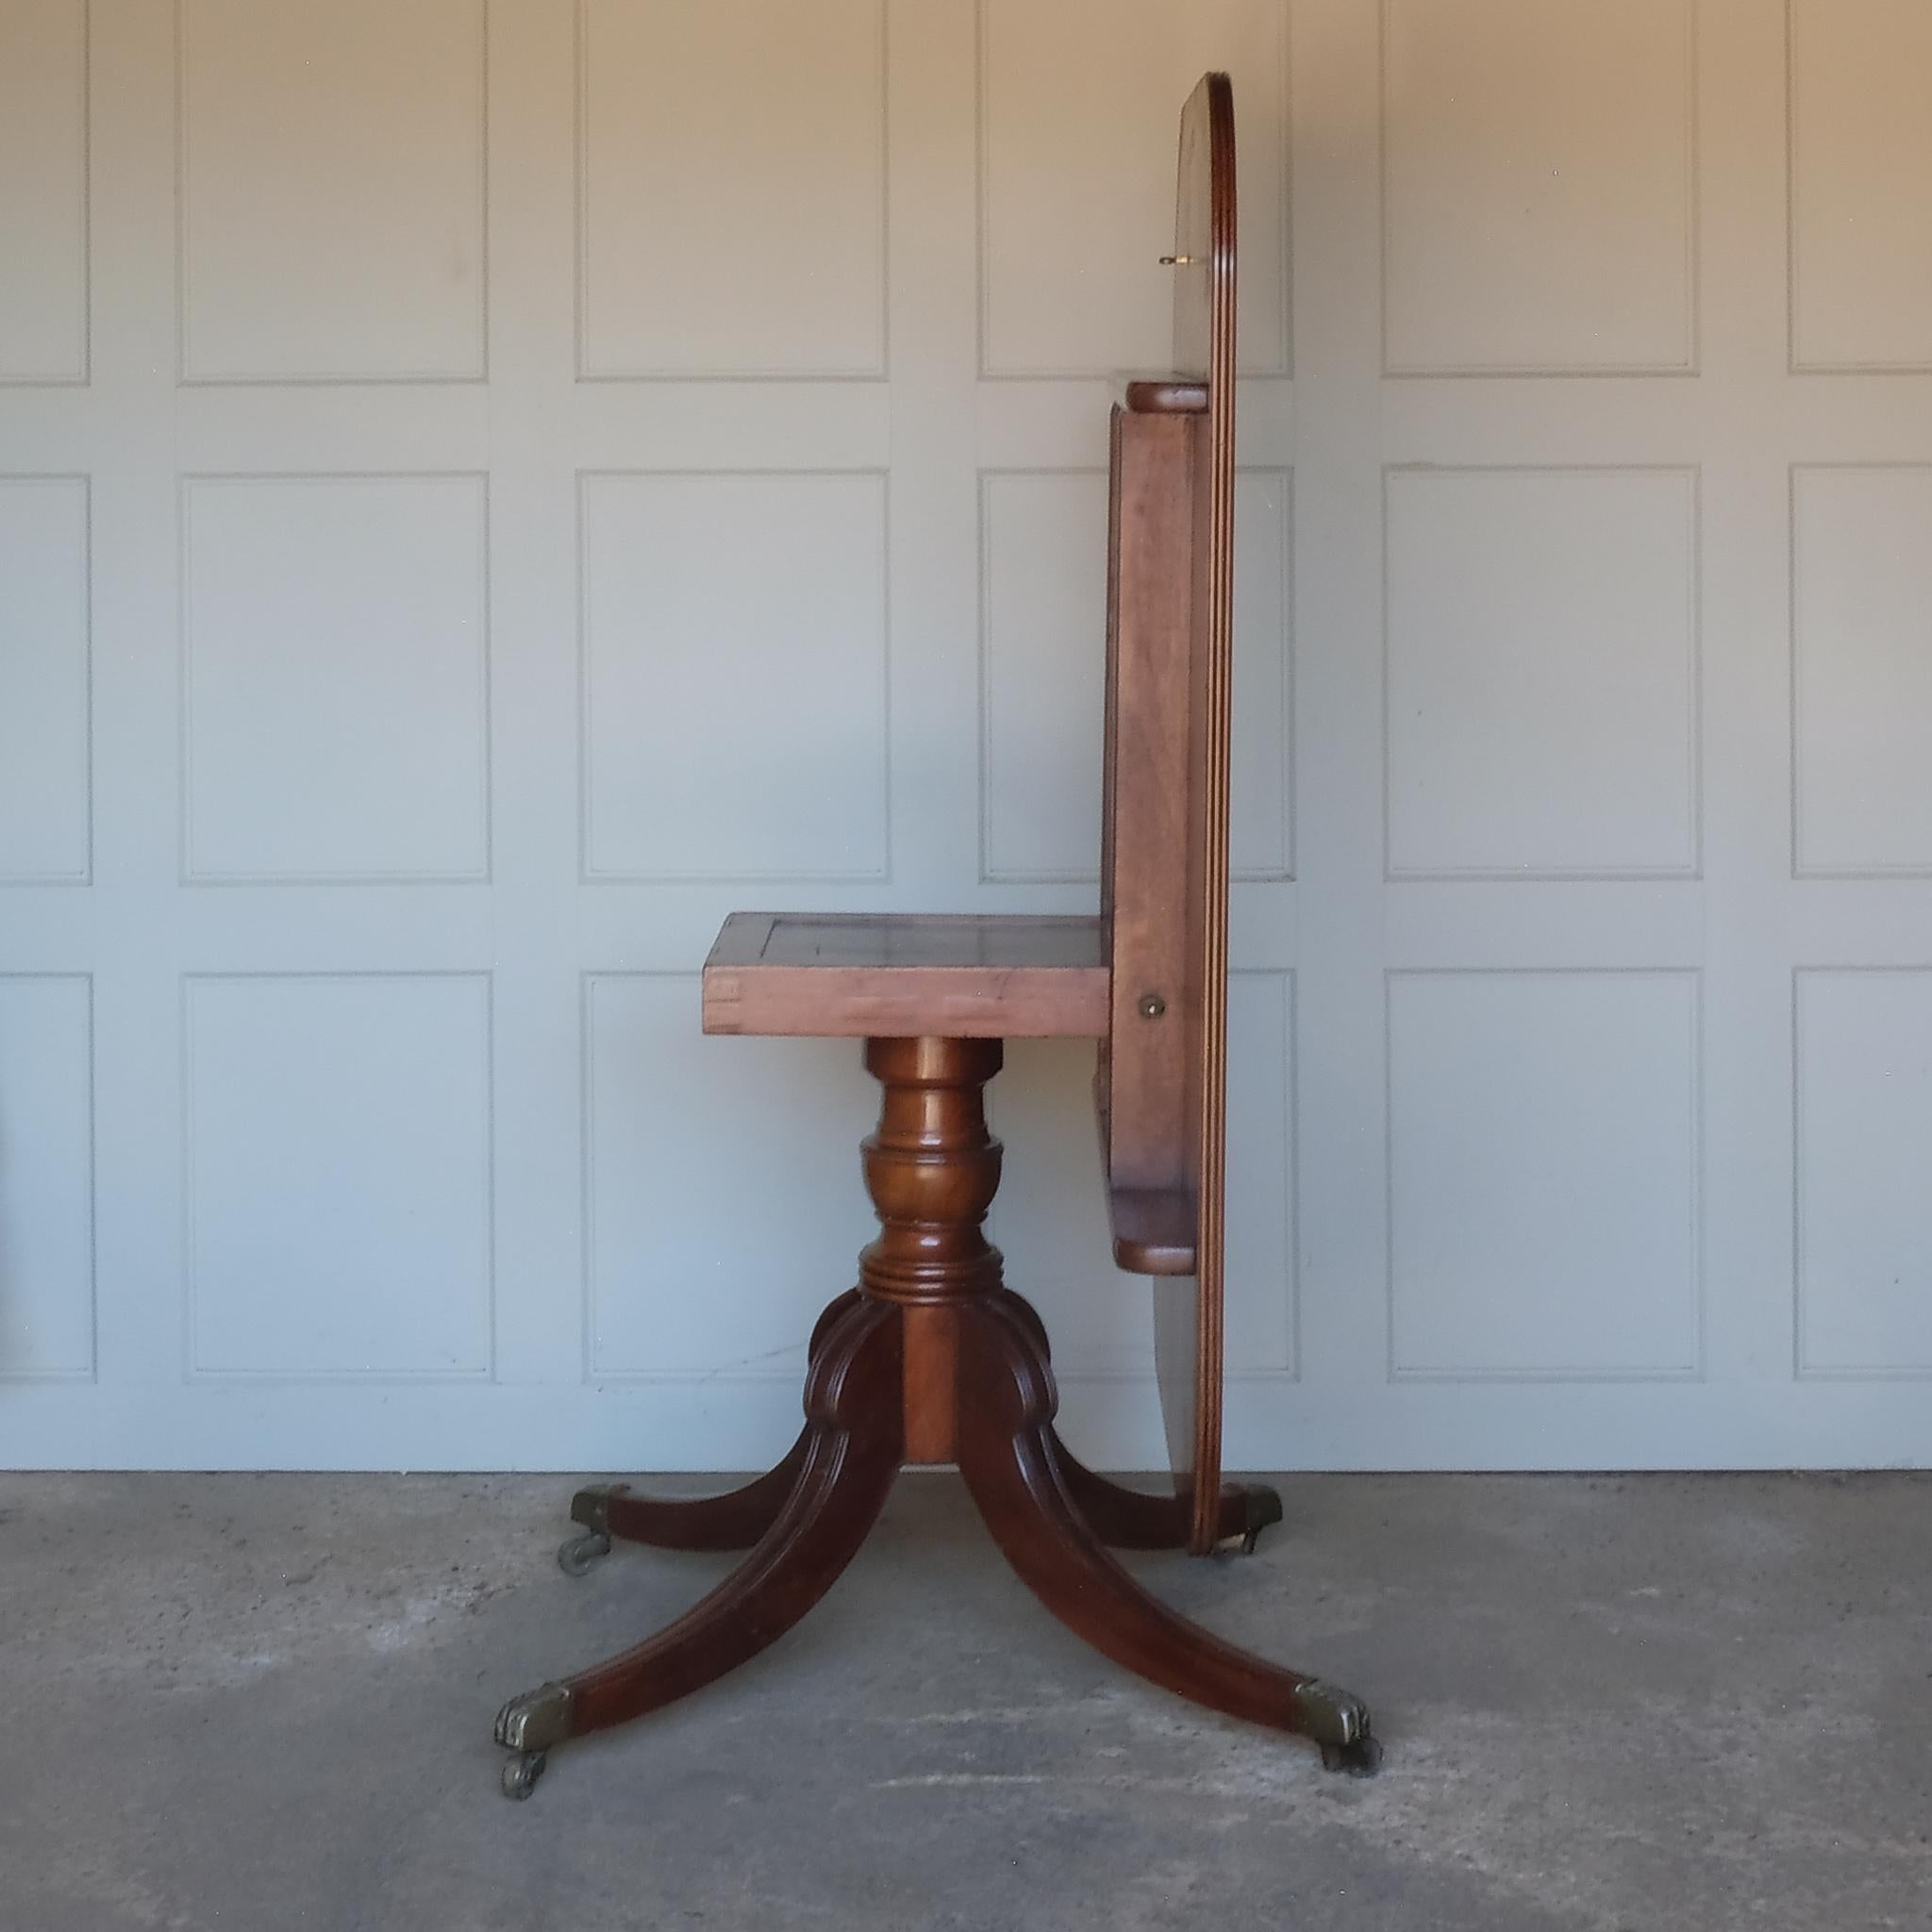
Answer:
[501,1750,547,1800]
[1320,1735,1383,1777]
[1214,1482,1284,1557]
[557,1529,613,1576]
[1294,1678,1377,1777]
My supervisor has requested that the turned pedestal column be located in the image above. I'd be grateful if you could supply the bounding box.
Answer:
[856,1035,1004,1466]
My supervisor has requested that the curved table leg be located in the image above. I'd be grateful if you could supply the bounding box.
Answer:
[558,1290,863,1566]
[496,1295,902,1798]
[995,1289,1282,1555]
[957,1297,1378,1775]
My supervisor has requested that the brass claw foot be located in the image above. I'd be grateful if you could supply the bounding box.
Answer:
[1294,1679,1380,1777]
[558,1481,627,1574]
[569,1481,630,1532]
[494,1681,575,1800]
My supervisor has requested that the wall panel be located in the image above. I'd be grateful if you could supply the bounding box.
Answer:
[183,974,493,1378]
[178,0,486,381]
[1383,0,1696,374]
[0,0,88,382]
[578,0,887,378]
[1388,971,1702,1379]
[1796,972,1932,1375]
[1789,0,1932,371]
[1792,466,1932,875]
[580,470,889,881]
[1386,467,1699,880]
[0,977,94,1380]
[0,479,91,882]
[181,475,490,882]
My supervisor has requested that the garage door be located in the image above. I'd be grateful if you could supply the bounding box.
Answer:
[2,0,1929,1470]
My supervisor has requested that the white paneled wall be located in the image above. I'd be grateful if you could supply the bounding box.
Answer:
[578,0,887,378]
[1790,466,1932,875]
[4,0,1932,1470]
[0,480,91,880]
[0,1,89,383]
[1386,972,1702,1379]
[181,475,491,880]
[177,0,488,382]
[183,974,495,1376]
[1381,0,1696,375]
[1787,0,1932,372]
[1384,467,1699,880]
[580,471,890,880]
[0,977,94,1379]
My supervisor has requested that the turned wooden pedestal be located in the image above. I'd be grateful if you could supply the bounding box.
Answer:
[493,1038,1376,1798]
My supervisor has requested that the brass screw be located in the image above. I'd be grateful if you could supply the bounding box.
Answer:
[1158,254,1200,266]
[1138,991,1167,1020]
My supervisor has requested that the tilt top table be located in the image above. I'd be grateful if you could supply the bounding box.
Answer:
[491,73,1380,1800]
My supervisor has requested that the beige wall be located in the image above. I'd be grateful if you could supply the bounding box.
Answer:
[2,0,1931,1470]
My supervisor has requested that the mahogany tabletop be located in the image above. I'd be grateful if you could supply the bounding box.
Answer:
[702,911,1108,1040]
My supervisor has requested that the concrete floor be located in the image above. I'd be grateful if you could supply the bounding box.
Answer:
[2,1472,1928,1930]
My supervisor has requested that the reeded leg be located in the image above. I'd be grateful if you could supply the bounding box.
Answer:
[558,1290,863,1569]
[958,1297,1378,1774]
[995,1290,1282,1555]
[495,1296,903,1798]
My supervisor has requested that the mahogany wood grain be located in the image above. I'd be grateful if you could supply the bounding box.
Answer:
[956,1294,1368,1757]
[854,1033,1007,1455]
[1105,1183,1195,1276]
[856,1035,1006,1313]
[1095,72,1239,1553]
[901,1303,958,1465]
[702,912,1108,1040]
[592,1449,808,1555]
[1099,407,1199,1208]
[505,1296,902,1749]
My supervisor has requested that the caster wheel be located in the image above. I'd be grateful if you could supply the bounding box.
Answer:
[1215,1525,1265,1557]
[1320,1734,1383,1777]
[558,1530,613,1576]
[1214,1483,1283,1557]
[501,1750,547,1800]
